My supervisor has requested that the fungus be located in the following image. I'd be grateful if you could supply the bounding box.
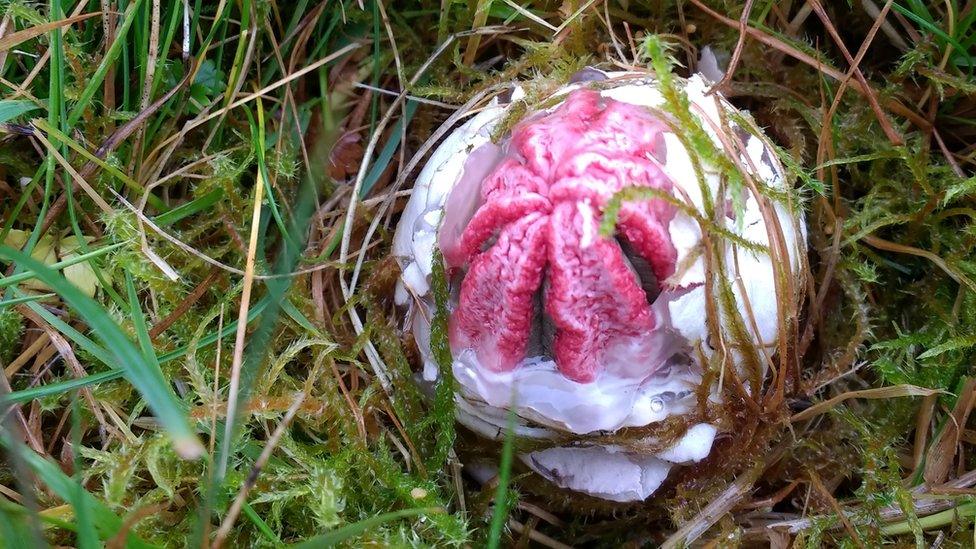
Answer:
[393,68,806,502]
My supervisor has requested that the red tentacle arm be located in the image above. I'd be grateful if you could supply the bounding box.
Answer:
[449,213,549,372]
[544,202,657,382]
[445,89,678,382]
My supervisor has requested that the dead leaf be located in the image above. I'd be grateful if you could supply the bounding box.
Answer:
[0,12,101,53]
[328,131,364,180]
[791,384,944,423]
[60,235,101,297]
[924,378,976,485]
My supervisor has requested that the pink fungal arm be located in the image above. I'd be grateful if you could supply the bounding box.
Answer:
[544,202,657,382]
[449,213,549,373]
[447,89,677,383]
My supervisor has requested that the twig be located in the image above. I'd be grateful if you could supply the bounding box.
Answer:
[791,384,941,423]
[554,0,599,36]
[708,0,754,94]
[924,378,976,484]
[508,518,573,549]
[217,157,266,480]
[662,459,766,548]
[17,305,111,445]
[913,393,938,472]
[4,332,49,377]
[860,0,909,50]
[502,0,558,32]
[31,130,114,215]
[148,267,220,340]
[352,82,458,108]
[213,392,308,548]
[809,469,865,548]
[687,0,930,130]
[806,0,903,146]
[766,470,976,533]
[862,235,976,294]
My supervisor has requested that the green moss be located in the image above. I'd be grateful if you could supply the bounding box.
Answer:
[0,308,22,364]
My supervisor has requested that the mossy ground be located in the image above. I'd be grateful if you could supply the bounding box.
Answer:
[0,0,975,546]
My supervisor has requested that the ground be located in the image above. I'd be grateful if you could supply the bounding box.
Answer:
[0,0,975,547]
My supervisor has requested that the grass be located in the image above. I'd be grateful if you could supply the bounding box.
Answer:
[0,0,975,546]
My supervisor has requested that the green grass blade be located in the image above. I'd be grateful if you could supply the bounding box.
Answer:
[71,395,99,549]
[882,503,976,536]
[243,502,281,543]
[2,369,123,405]
[153,188,224,226]
[0,174,41,248]
[125,271,161,366]
[68,0,146,126]
[0,429,44,546]
[0,499,45,545]
[24,294,117,359]
[486,405,516,549]
[0,242,124,291]
[893,2,973,74]
[280,298,322,336]
[0,246,203,459]
[157,295,271,363]
[22,298,116,365]
[360,99,418,198]
[0,293,55,310]
[200,171,323,547]
[247,102,291,245]
[0,288,264,407]
[0,100,43,123]
[32,118,167,212]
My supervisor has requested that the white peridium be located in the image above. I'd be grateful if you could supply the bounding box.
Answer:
[523,424,718,502]
[450,296,706,436]
[655,423,719,462]
[393,101,507,305]
[392,69,806,502]
[525,446,674,503]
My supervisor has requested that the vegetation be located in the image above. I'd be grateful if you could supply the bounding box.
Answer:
[0,0,974,546]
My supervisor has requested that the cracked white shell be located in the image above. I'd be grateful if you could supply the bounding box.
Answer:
[393,70,806,502]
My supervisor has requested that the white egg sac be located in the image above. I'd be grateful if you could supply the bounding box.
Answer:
[393,68,806,502]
